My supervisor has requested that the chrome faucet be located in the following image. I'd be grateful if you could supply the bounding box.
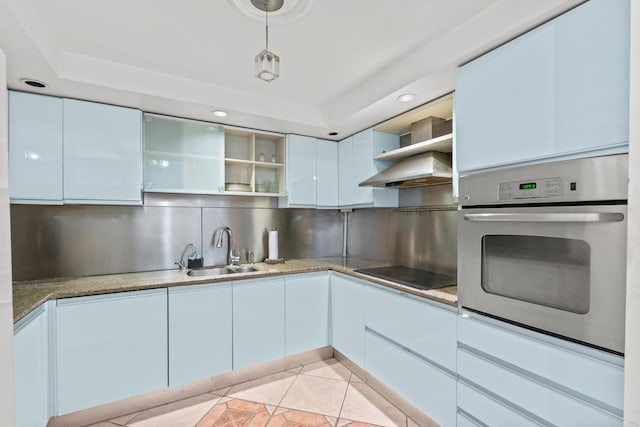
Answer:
[215,227,240,266]
[176,243,197,270]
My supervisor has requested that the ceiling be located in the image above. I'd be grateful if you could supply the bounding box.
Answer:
[0,0,583,140]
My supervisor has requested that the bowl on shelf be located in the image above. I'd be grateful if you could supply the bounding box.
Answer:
[225,182,252,192]
[256,181,268,192]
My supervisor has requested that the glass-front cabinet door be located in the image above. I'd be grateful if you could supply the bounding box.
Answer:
[143,114,225,194]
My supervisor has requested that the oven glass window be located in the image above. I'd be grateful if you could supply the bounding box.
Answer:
[481,235,590,314]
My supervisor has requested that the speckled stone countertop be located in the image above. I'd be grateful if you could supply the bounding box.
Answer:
[12,257,457,322]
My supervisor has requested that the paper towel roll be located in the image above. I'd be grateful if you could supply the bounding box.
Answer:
[268,230,279,260]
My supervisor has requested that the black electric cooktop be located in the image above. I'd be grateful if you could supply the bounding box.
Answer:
[354,266,456,291]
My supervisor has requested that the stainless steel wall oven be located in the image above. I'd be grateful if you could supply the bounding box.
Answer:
[458,154,628,354]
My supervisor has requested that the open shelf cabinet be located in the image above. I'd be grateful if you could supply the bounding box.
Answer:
[224,129,286,196]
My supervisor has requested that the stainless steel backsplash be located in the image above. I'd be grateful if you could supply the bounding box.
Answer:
[347,208,457,275]
[201,208,344,266]
[11,187,457,280]
[347,185,458,275]
[10,198,344,280]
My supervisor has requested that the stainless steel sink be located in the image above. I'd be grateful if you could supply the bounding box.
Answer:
[187,267,235,277]
[233,266,258,273]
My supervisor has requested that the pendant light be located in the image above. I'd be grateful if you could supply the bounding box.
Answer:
[253,0,281,82]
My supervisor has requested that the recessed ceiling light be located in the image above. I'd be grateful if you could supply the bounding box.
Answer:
[20,78,48,88]
[328,132,338,136]
[397,93,416,103]
[212,110,229,117]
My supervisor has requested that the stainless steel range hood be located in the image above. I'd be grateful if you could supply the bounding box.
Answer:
[359,116,453,188]
[359,151,452,188]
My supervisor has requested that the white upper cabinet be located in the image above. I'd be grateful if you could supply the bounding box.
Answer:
[284,134,317,207]
[338,129,399,208]
[143,114,224,194]
[455,0,630,172]
[63,98,142,204]
[9,91,63,204]
[316,138,339,208]
[338,136,353,207]
[281,135,339,208]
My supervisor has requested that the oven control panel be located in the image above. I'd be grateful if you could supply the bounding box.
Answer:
[498,178,563,200]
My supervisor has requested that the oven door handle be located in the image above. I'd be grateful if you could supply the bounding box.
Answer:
[463,212,625,223]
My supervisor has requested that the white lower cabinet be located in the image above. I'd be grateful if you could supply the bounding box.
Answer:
[233,277,285,371]
[365,331,457,427]
[14,272,628,427]
[456,314,624,426]
[457,382,540,427]
[168,283,232,387]
[55,289,168,415]
[365,284,457,372]
[364,284,458,427]
[14,304,50,427]
[285,272,330,355]
[456,412,481,427]
[331,273,366,367]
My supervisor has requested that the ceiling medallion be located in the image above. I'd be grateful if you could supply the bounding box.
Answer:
[250,0,283,12]
[227,0,313,24]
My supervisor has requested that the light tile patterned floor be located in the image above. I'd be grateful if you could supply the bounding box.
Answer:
[88,358,419,427]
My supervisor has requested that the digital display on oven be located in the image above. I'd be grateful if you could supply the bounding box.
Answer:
[519,182,537,190]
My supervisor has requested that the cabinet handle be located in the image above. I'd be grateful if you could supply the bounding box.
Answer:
[463,212,624,223]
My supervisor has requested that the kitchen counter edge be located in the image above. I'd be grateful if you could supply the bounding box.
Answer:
[12,258,458,323]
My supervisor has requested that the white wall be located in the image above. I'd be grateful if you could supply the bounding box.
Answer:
[624,1,640,425]
[0,49,16,427]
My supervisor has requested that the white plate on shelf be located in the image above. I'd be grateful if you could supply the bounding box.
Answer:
[225,182,252,192]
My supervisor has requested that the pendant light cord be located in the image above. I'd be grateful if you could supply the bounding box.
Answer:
[265,1,269,51]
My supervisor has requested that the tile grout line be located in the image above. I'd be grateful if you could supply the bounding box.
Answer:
[190,394,224,427]
[275,371,301,409]
[335,370,353,426]
[275,363,348,426]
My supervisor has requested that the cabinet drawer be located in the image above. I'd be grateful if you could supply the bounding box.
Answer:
[365,285,456,371]
[458,316,624,411]
[457,382,539,427]
[457,348,622,426]
[365,330,456,427]
[456,413,479,427]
